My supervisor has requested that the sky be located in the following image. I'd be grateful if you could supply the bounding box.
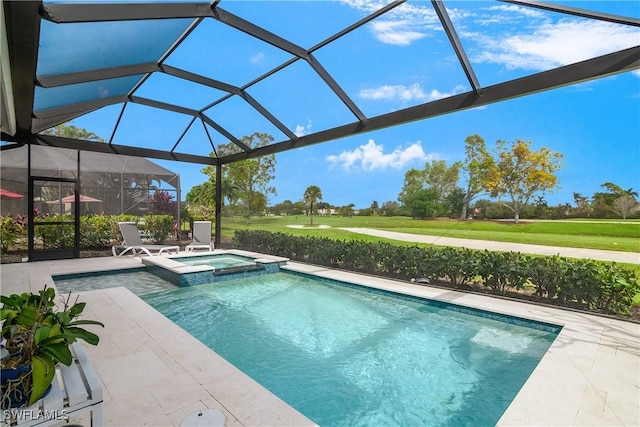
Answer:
[66,0,640,210]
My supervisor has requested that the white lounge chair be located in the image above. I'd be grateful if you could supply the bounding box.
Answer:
[112,222,179,256]
[185,221,214,252]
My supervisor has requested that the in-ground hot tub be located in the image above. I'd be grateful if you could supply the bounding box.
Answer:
[141,250,289,287]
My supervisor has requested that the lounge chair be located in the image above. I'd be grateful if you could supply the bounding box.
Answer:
[185,221,214,252]
[112,222,179,256]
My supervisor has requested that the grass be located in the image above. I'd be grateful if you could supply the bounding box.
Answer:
[219,216,640,253]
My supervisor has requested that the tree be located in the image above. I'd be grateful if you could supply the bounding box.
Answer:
[485,139,563,223]
[338,203,355,217]
[459,134,495,219]
[269,200,295,216]
[572,192,590,217]
[186,180,217,207]
[423,160,460,199]
[42,123,104,142]
[402,187,441,219]
[381,200,401,216]
[399,160,460,219]
[612,196,640,219]
[589,182,637,218]
[199,133,276,221]
[601,182,638,199]
[370,200,379,215]
[303,185,322,225]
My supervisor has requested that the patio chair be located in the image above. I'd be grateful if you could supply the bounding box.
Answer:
[112,222,179,256]
[185,221,214,252]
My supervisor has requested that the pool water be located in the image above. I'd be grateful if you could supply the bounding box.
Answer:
[177,254,256,269]
[142,272,559,427]
[54,269,176,296]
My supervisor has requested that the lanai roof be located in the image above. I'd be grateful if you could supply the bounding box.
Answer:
[1,0,639,167]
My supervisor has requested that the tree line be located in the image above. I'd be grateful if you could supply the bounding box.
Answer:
[182,132,638,222]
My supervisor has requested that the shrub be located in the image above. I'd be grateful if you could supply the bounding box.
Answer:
[232,230,640,317]
[143,215,174,243]
[527,255,565,299]
[80,214,114,248]
[0,215,23,253]
[477,251,529,294]
[36,215,74,249]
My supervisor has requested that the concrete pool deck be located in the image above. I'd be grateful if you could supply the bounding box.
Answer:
[1,255,639,426]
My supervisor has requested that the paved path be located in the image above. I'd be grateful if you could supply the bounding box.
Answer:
[339,227,640,264]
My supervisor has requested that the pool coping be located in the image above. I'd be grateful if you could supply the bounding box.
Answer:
[1,255,638,426]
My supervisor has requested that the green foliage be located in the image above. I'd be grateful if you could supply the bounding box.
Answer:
[79,214,113,248]
[526,256,565,299]
[36,215,75,249]
[477,251,529,294]
[460,134,495,219]
[400,160,461,219]
[1,287,103,407]
[438,247,480,286]
[486,139,563,222]
[186,180,217,207]
[232,230,640,316]
[143,215,174,243]
[303,185,323,225]
[0,215,24,253]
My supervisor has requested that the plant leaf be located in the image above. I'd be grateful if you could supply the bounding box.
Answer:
[69,319,105,328]
[41,342,73,366]
[16,306,38,326]
[34,325,51,345]
[68,302,86,317]
[29,354,56,405]
[64,327,100,345]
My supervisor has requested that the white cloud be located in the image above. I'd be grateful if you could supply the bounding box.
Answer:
[359,83,466,102]
[473,20,640,71]
[370,20,427,46]
[249,52,265,64]
[487,5,546,18]
[337,0,440,46]
[294,120,312,137]
[326,139,433,171]
[633,70,640,78]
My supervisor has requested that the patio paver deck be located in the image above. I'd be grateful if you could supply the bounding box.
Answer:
[1,256,638,426]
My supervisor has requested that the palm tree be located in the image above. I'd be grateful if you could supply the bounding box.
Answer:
[41,123,104,142]
[601,182,638,199]
[303,185,322,226]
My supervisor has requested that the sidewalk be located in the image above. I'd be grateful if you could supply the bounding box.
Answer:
[340,227,640,264]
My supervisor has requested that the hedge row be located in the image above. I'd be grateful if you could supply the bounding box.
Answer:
[232,230,640,316]
[1,214,176,252]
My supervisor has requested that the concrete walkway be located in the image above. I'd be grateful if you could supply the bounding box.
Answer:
[340,227,640,264]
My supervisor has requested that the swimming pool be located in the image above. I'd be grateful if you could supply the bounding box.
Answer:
[141,271,559,426]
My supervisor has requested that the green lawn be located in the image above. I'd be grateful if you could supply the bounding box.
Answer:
[220,216,640,253]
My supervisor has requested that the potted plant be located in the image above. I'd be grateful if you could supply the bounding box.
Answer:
[1,286,104,409]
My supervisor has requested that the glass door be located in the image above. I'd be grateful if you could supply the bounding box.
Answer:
[29,178,80,261]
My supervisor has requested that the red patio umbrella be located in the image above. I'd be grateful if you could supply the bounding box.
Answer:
[0,188,24,199]
[59,194,102,203]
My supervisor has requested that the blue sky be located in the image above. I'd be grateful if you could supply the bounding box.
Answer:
[69,0,640,209]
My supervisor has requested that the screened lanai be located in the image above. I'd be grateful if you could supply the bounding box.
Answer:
[0,0,639,260]
[0,145,180,218]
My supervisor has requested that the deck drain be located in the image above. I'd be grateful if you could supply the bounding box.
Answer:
[180,409,226,427]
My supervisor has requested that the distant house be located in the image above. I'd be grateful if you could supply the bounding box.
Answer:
[318,208,336,216]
